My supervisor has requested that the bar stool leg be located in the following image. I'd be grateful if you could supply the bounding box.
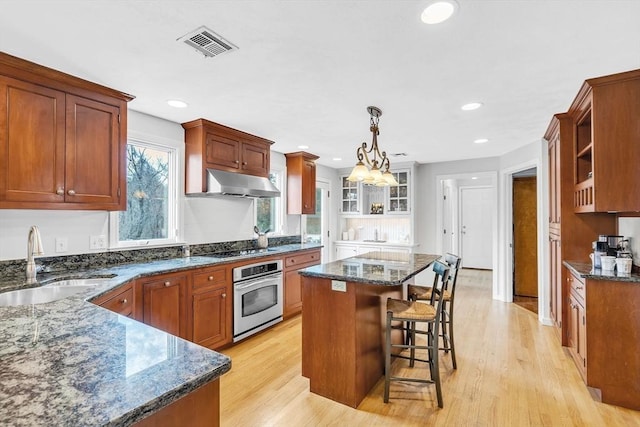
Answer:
[384,311,392,403]
[448,305,457,369]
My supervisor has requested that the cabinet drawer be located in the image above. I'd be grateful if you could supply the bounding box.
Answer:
[568,273,586,302]
[99,287,134,316]
[193,267,227,291]
[285,251,320,268]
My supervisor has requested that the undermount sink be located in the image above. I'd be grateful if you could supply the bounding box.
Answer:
[0,278,112,307]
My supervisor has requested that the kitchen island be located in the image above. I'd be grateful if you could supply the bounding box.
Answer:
[298,251,439,408]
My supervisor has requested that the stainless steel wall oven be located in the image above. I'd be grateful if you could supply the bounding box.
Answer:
[233,259,283,342]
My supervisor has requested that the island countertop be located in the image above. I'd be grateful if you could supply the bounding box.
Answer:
[298,251,439,285]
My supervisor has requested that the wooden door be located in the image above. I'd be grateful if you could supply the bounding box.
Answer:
[460,187,493,269]
[142,273,188,338]
[192,285,229,349]
[241,140,270,176]
[205,132,240,171]
[0,76,65,204]
[65,94,122,208]
[513,176,538,297]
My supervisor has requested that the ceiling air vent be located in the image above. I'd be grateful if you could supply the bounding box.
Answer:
[178,26,238,58]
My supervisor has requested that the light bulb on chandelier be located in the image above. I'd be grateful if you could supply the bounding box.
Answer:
[346,106,399,187]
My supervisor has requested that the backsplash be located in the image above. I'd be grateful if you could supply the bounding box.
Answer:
[0,236,301,280]
[339,217,411,243]
[618,217,640,266]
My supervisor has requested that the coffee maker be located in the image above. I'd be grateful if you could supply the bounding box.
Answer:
[592,239,608,269]
[593,235,633,265]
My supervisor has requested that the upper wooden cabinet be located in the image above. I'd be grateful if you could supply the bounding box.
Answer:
[568,69,640,213]
[0,52,133,210]
[182,118,273,193]
[285,151,319,214]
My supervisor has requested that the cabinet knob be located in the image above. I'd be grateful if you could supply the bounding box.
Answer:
[222,293,226,298]
[208,276,214,281]
[164,281,171,287]
[242,161,247,165]
[56,188,64,195]
[67,189,76,196]
[234,160,240,164]
[291,259,295,263]
[121,298,128,304]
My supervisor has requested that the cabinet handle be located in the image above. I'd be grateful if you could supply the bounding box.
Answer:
[208,276,214,281]
[222,293,226,298]
[164,281,171,287]
[67,189,76,196]
[56,188,64,195]
[121,298,128,304]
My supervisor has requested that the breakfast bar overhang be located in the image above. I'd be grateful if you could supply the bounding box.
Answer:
[298,252,439,408]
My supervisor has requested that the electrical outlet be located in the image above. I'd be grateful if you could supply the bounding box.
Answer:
[90,235,107,250]
[55,237,68,253]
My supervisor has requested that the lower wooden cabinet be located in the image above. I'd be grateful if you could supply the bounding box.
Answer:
[139,272,190,339]
[283,249,321,318]
[92,283,134,317]
[191,266,232,349]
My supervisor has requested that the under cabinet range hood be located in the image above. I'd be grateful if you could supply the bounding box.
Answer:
[196,169,281,198]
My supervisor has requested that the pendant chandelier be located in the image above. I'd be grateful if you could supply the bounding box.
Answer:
[346,106,399,186]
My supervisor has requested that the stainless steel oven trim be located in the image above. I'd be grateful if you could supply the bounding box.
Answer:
[233,259,283,283]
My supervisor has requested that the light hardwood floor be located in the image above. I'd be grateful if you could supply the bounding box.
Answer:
[219,269,640,426]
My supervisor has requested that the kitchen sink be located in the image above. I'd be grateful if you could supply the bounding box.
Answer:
[0,278,112,307]
[363,240,387,243]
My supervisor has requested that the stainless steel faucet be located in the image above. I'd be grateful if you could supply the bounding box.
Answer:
[374,228,379,241]
[26,225,44,284]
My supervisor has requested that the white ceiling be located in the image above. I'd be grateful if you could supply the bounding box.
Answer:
[1,1,639,169]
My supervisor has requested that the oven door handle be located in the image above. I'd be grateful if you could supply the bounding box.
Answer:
[235,275,281,291]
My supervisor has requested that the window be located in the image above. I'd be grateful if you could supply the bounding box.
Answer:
[255,171,283,234]
[110,139,177,247]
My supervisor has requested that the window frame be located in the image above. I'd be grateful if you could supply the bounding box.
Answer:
[109,138,179,249]
[255,168,285,235]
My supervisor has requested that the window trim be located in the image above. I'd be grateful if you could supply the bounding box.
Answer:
[109,138,179,249]
[255,168,285,236]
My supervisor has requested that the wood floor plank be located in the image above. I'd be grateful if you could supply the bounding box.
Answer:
[219,269,640,426]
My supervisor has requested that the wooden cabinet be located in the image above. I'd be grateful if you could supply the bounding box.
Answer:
[92,283,135,317]
[140,272,189,339]
[544,114,615,341]
[563,267,640,410]
[283,249,321,318]
[285,151,319,214]
[182,118,273,193]
[0,52,132,210]
[191,266,232,349]
[566,272,587,379]
[568,69,640,213]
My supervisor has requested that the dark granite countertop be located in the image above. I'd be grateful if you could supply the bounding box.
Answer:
[564,261,640,283]
[0,242,321,426]
[298,252,439,285]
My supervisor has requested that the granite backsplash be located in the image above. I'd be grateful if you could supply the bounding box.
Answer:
[1,235,302,280]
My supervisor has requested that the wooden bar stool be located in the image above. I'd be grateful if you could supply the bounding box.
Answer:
[384,260,450,408]
[407,253,461,369]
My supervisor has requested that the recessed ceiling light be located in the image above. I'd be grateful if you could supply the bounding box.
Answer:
[474,138,489,144]
[298,145,309,149]
[167,99,188,108]
[421,0,459,24]
[471,177,478,180]
[461,102,483,111]
[333,157,342,161]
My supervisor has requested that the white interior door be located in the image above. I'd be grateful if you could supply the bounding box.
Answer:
[460,187,493,269]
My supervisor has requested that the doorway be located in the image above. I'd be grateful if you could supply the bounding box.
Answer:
[512,169,538,314]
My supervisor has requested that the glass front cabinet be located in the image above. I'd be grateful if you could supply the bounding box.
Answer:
[339,168,411,215]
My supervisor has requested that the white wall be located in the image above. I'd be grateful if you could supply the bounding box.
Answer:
[618,218,640,266]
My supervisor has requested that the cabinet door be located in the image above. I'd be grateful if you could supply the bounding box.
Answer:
[94,284,134,317]
[340,176,360,213]
[205,132,240,171]
[549,235,562,328]
[142,273,189,338]
[336,245,358,260]
[387,170,410,213]
[577,301,587,373]
[192,285,230,349]
[65,94,123,208]
[241,140,270,176]
[284,269,303,318]
[0,76,65,204]
[301,158,316,214]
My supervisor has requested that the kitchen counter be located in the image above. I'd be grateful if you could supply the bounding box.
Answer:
[0,243,321,426]
[563,261,640,283]
[299,251,439,408]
